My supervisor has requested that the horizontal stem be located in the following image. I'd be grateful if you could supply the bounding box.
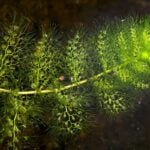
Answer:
[0,62,128,95]
[0,88,11,93]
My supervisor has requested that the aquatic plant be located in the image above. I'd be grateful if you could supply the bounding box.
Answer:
[0,17,149,149]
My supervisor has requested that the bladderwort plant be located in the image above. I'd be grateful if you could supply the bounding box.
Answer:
[0,17,149,149]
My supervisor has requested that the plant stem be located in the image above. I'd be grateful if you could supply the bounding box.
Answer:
[12,112,17,150]
[0,88,11,93]
[0,62,129,95]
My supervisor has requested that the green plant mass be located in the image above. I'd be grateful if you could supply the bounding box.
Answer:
[0,17,149,149]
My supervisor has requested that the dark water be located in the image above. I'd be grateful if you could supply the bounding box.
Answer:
[0,0,150,149]
[0,0,150,28]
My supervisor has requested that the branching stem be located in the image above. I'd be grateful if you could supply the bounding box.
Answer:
[0,62,128,95]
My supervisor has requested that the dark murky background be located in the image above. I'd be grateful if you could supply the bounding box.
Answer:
[0,0,150,28]
[0,0,150,149]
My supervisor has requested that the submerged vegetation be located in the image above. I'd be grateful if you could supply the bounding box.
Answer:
[0,17,149,149]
